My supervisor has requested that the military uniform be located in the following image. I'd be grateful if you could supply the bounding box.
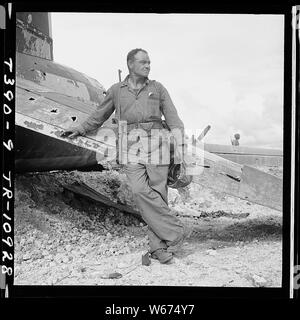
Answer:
[77,76,186,253]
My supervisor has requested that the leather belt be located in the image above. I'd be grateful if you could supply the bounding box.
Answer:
[127,119,162,129]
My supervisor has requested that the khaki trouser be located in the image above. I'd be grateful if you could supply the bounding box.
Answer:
[124,163,185,253]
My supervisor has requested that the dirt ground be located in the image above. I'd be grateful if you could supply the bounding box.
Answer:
[14,166,282,287]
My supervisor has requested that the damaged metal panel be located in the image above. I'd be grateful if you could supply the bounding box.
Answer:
[16,12,52,39]
[17,78,97,114]
[16,52,106,106]
[238,165,282,211]
[189,143,282,211]
[201,146,243,174]
[16,17,53,60]
[41,92,97,114]
[17,66,91,102]
[16,87,90,127]
[16,53,74,82]
[16,77,52,92]
[14,13,107,173]
[192,164,282,211]
[35,72,91,102]
[16,113,115,162]
[192,165,240,196]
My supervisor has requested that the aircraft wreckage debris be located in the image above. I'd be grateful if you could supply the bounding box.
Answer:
[63,181,142,221]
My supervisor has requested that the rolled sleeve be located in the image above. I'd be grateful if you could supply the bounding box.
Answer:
[78,86,115,135]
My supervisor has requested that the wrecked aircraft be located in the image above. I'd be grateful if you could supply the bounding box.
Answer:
[16,12,108,172]
[15,12,283,212]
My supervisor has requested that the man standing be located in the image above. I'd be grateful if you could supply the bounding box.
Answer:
[62,49,189,264]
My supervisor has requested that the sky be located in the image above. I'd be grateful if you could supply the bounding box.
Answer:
[51,13,284,149]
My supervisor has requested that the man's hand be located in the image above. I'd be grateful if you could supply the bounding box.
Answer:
[60,127,82,139]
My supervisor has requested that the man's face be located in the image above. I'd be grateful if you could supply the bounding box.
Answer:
[129,51,151,78]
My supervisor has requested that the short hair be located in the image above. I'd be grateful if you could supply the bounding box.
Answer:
[127,48,148,68]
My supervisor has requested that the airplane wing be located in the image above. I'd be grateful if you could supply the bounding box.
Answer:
[16,75,110,172]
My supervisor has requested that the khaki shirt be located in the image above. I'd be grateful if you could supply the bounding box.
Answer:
[78,76,185,164]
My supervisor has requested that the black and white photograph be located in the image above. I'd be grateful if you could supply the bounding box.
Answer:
[1,3,298,302]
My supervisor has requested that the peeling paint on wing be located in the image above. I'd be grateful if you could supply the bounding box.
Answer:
[24,120,44,130]
[53,130,63,138]
[16,87,91,128]
[38,73,90,101]
[16,52,106,105]
[16,74,51,93]
[35,69,46,81]
[20,28,51,60]
[16,18,53,60]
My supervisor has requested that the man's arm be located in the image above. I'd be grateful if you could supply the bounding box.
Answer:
[156,82,184,132]
[61,86,115,138]
[157,82,187,162]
